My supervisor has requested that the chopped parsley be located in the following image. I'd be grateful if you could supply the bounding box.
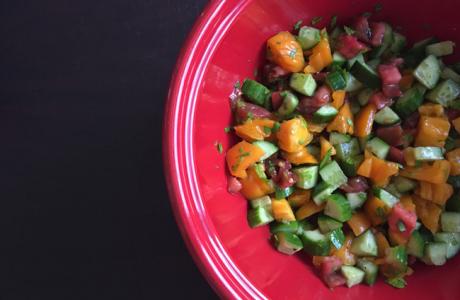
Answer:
[311,16,323,25]
[247,112,254,120]
[263,126,272,135]
[272,122,281,132]
[346,118,353,126]
[374,3,383,12]
[293,20,303,31]
[215,142,223,154]
[344,26,355,35]
[329,15,337,29]
[224,126,232,133]
[386,277,406,289]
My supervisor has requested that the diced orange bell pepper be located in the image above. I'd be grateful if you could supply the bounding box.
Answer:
[370,156,399,186]
[357,157,373,177]
[326,102,354,134]
[400,160,451,184]
[295,201,325,220]
[277,117,312,153]
[415,116,450,147]
[226,141,265,178]
[331,90,346,109]
[287,189,311,208]
[400,195,416,213]
[388,230,409,246]
[418,103,445,117]
[266,31,305,72]
[320,136,336,159]
[234,118,276,142]
[354,103,376,137]
[453,117,460,134]
[272,198,296,222]
[303,34,332,73]
[415,181,453,206]
[403,147,416,167]
[364,196,391,226]
[446,148,460,175]
[239,165,274,199]
[399,71,414,91]
[282,148,318,165]
[375,231,390,257]
[413,195,442,234]
[347,211,372,236]
[332,234,356,266]
[307,121,328,133]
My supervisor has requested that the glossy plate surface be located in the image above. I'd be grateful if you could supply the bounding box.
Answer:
[164,0,460,299]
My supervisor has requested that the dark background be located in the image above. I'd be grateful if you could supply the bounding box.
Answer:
[0,0,216,299]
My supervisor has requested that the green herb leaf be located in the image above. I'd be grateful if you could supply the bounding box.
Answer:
[374,3,383,12]
[311,16,323,26]
[346,118,353,126]
[234,81,241,89]
[386,277,406,289]
[263,126,272,135]
[272,122,281,132]
[216,142,223,154]
[224,126,232,133]
[329,15,337,29]
[344,26,355,35]
[293,20,303,31]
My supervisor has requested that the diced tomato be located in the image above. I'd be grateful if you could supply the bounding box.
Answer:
[271,91,283,111]
[312,72,329,83]
[370,22,386,46]
[263,63,290,84]
[378,64,402,85]
[336,34,368,59]
[340,176,369,193]
[387,146,405,164]
[446,108,460,121]
[320,256,346,288]
[236,100,273,121]
[375,125,404,146]
[353,15,371,43]
[388,203,417,238]
[265,157,295,188]
[382,84,402,98]
[402,112,420,129]
[386,57,404,68]
[298,86,331,116]
[323,273,347,289]
[227,176,242,194]
[314,85,331,104]
[369,91,393,110]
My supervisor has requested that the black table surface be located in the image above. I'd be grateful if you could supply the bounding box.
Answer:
[0,0,217,299]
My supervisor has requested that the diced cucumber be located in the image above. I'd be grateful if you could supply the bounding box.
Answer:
[319,161,348,188]
[446,193,460,212]
[423,242,447,266]
[350,230,378,257]
[332,52,346,67]
[277,91,299,118]
[290,73,317,96]
[347,192,367,210]
[345,73,363,92]
[253,163,268,180]
[313,105,338,123]
[297,26,321,50]
[318,214,343,233]
[335,138,361,161]
[293,166,318,190]
[426,41,455,57]
[386,277,407,289]
[357,88,373,106]
[341,266,365,288]
[272,232,304,255]
[350,60,381,89]
[347,53,365,69]
[366,137,390,159]
[407,230,427,258]
[358,135,372,151]
[368,23,393,59]
[249,195,272,210]
[414,55,441,89]
[253,141,278,161]
[300,229,331,256]
[274,186,295,199]
[270,221,299,234]
[247,206,274,228]
[338,155,363,177]
[441,67,460,84]
[241,79,271,107]
[392,176,418,193]
[383,246,408,277]
[374,107,400,125]
[434,232,460,259]
[389,32,407,54]
[373,187,399,208]
[413,146,444,161]
[356,259,378,286]
[326,70,347,91]
[403,37,438,68]
[307,145,321,161]
[324,194,352,222]
[393,84,426,118]
[312,181,336,205]
[386,184,402,199]
[440,212,460,232]
[329,132,351,145]
[297,219,314,235]
[328,228,346,249]
[426,79,460,107]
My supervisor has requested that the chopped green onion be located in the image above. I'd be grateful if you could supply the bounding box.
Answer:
[386,277,406,289]
[311,16,323,25]
[329,15,337,29]
[216,142,223,154]
[293,20,303,31]
[224,127,232,133]
[344,26,355,35]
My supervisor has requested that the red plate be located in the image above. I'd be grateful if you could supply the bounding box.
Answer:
[164,0,460,299]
